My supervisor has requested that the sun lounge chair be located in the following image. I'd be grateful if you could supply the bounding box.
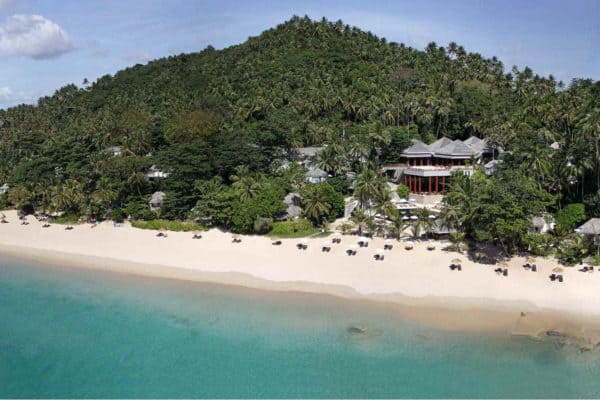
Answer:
[549,274,556,281]
[272,240,282,245]
[503,269,508,276]
[65,225,74,230]
[531,264,537,272]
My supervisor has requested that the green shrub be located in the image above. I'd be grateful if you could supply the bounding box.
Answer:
[556,203,586,234]
[124,201,156,221]
[523,233,555,256]
[268,219,319,237]
[396,184,409,200]
[50,213,80,224]
[253,217,273,234]
[131,219,206,232]
[107,208,126,222]
[557,235,587,266]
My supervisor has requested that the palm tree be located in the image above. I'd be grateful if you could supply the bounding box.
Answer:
[350,210,373,235]
[448,231,465,253]
[388,210,406,240]
[8,185,33,211]
[303,186,331,225]
[127,171,148,195]
[353,168,384,211]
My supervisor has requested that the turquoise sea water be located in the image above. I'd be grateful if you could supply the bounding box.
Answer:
[1,256,600,398]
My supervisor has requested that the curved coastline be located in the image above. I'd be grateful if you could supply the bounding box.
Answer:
[1,210,600,342]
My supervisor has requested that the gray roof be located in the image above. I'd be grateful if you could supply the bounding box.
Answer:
[401,139,433,157]
[576,218,600,235]
[531,216,547,228]
[284,192,301,206]
[435,140,479,158]
[286,205,302,218]
[428,137,454,152]
[297,146,326,158]
[150,191,166,204]
[464,136,490,154]
[305,167,329,178]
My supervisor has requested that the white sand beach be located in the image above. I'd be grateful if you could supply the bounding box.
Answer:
[1,210,600,337]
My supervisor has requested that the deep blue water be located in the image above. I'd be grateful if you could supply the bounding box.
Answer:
[1,255,600,398]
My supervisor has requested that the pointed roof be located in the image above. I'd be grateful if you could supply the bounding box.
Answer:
[576,218,600,235]
[401,139,432,157]
[463,136,483,147]
[435,140,479,158]
[305,167,329,178]
[428,137,454,152]
[464,136,491,154]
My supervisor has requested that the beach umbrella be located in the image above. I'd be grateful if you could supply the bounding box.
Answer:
[300,238,308,245]
[232,233,240,241]
[322,240,331,246]
[347,244,359,250]
[333,232,341,237]
[552,267,564,273]
[384,239,392,244]
[375,248,384,255]
[526,256,536,263]
[451,258,462,264]
[404,241,414,249]
[499,261,509,269]
[271,236,280,242]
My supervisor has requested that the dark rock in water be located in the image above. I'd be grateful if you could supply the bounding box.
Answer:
[580,346,591,353]
[546,330,567,338]
[347,325,368,334]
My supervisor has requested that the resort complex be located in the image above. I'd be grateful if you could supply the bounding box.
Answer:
[396,136,492,194]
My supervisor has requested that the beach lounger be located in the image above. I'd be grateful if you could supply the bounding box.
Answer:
[502,269,508,276]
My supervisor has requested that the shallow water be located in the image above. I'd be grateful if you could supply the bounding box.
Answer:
[1,255,600,398]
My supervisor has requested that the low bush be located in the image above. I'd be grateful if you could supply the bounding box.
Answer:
[50,213,80,224]
[268,219,320,238]
[131,219,206,232]
[254,217,273,234]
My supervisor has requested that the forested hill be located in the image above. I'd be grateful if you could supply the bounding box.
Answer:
[0,16,598,229]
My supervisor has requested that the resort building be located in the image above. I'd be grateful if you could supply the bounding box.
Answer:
[296,146,326,169]
[305,167,329,184]
[106,146,122,157]
[149,191,166,211]
[530,216,555,234]
[576,218,600,255]
[145,165,170,180]
[398,136,491,194]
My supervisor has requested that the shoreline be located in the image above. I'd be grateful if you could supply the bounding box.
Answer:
[2,210,600,342]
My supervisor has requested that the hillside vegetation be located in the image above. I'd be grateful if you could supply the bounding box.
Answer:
[0,16,598,257]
